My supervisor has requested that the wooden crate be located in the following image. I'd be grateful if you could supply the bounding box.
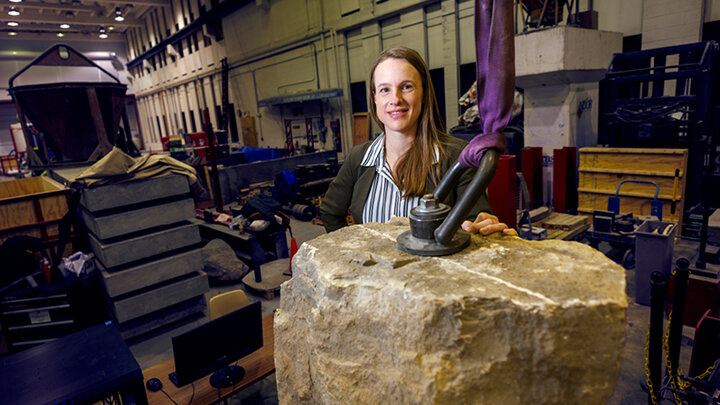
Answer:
[0,176,69,244]
[578,148,688,224]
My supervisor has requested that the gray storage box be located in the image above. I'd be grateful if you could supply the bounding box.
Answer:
[635,220,677,305]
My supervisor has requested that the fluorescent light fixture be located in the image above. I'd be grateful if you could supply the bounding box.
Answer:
[60,23,70,29]
[8,21,19,27]
[8,8,20,16]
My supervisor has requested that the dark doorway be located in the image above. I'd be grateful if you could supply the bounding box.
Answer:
[350,81,368,113]
[429,68,446,129]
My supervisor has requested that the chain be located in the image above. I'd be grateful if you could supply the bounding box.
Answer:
[642,269,714,405]
[644,322,659,405]
[695,365,714,380]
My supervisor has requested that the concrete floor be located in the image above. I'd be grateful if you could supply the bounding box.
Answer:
[127,218,706,405]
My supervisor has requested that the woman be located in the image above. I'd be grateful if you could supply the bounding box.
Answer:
[320,46,516,237]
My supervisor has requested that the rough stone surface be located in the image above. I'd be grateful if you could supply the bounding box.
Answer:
[202,238,250,284]
[275,219,627,405]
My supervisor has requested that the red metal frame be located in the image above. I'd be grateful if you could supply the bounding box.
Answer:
[488,155,517,229]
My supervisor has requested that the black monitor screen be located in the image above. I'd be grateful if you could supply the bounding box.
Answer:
[170,301,263,387]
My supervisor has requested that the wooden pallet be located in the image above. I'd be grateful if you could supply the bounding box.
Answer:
[540,213,589,230]
[536,213,590,240]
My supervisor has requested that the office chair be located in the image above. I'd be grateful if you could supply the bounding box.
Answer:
[208,289,250,320]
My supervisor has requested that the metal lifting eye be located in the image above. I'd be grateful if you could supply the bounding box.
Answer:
[396,149,498,256]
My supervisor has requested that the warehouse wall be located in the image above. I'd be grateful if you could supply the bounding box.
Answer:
[642,0,704,49]
[122,0,664,156]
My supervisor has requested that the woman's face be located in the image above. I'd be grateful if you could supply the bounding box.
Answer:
[373,58,423,139]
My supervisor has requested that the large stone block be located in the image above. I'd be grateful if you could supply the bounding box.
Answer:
[107,271,209,323]
[275,220,627,404]
[78,174,190,212]
[100,248,203,298]
[81,197,195,240]
[88,223,200,268]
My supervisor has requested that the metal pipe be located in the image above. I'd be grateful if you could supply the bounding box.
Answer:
[435,149,498,245]
[648,271,667,405]
[667,258,690,380]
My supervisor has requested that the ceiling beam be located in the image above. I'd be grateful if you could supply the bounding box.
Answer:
[0,10,143,27]
[3,1,105,14]
[1,22,129,33]
[0,31,124,43]
[91,0,168,6]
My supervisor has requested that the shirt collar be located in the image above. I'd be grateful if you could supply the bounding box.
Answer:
[360,133,440,168]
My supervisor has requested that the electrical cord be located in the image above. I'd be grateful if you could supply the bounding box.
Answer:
[160,388,179,405]
[188,383,195,405]
[612,102,690,127]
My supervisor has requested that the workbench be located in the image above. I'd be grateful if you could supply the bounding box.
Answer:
[142,314,275,405]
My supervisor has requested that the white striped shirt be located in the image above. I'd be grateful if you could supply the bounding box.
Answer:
[361,134,438,224]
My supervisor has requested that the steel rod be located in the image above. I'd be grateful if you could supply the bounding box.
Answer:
[648,271,667,405]
[667,258,690,379]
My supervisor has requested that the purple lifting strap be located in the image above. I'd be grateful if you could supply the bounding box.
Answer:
[458,0,515,168]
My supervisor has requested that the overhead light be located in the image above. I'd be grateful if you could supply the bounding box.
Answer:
[98,26,107,39]
[60,23,70,29]
[8,21,19,27]
[8,31,17,36]
[57,32,64,38]
[8,7,20,16]
[114,7,124,22]
[9,0,22,3]
[108,25,115,30]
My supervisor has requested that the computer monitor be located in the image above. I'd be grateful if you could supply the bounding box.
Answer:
[168,301,263,388]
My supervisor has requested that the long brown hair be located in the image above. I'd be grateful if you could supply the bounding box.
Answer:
[368,46,450,197]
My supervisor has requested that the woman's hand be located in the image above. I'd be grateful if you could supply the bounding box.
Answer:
[461,212,518,236]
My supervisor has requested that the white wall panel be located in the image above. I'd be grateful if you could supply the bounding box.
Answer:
[426,2,444,69]
[223,0,320,62]
[253,49,318,100]
[401,9,427,57]
[642,0,703,49]
[186,81,201,132]
[457,0,474,64]
[346,28,364,83]
[202,77,217,128]
[381,15,403,50]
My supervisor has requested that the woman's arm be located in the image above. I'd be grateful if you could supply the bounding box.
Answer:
[320,147,360,232]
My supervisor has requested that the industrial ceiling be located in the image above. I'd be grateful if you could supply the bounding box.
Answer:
[0,0,167,42]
